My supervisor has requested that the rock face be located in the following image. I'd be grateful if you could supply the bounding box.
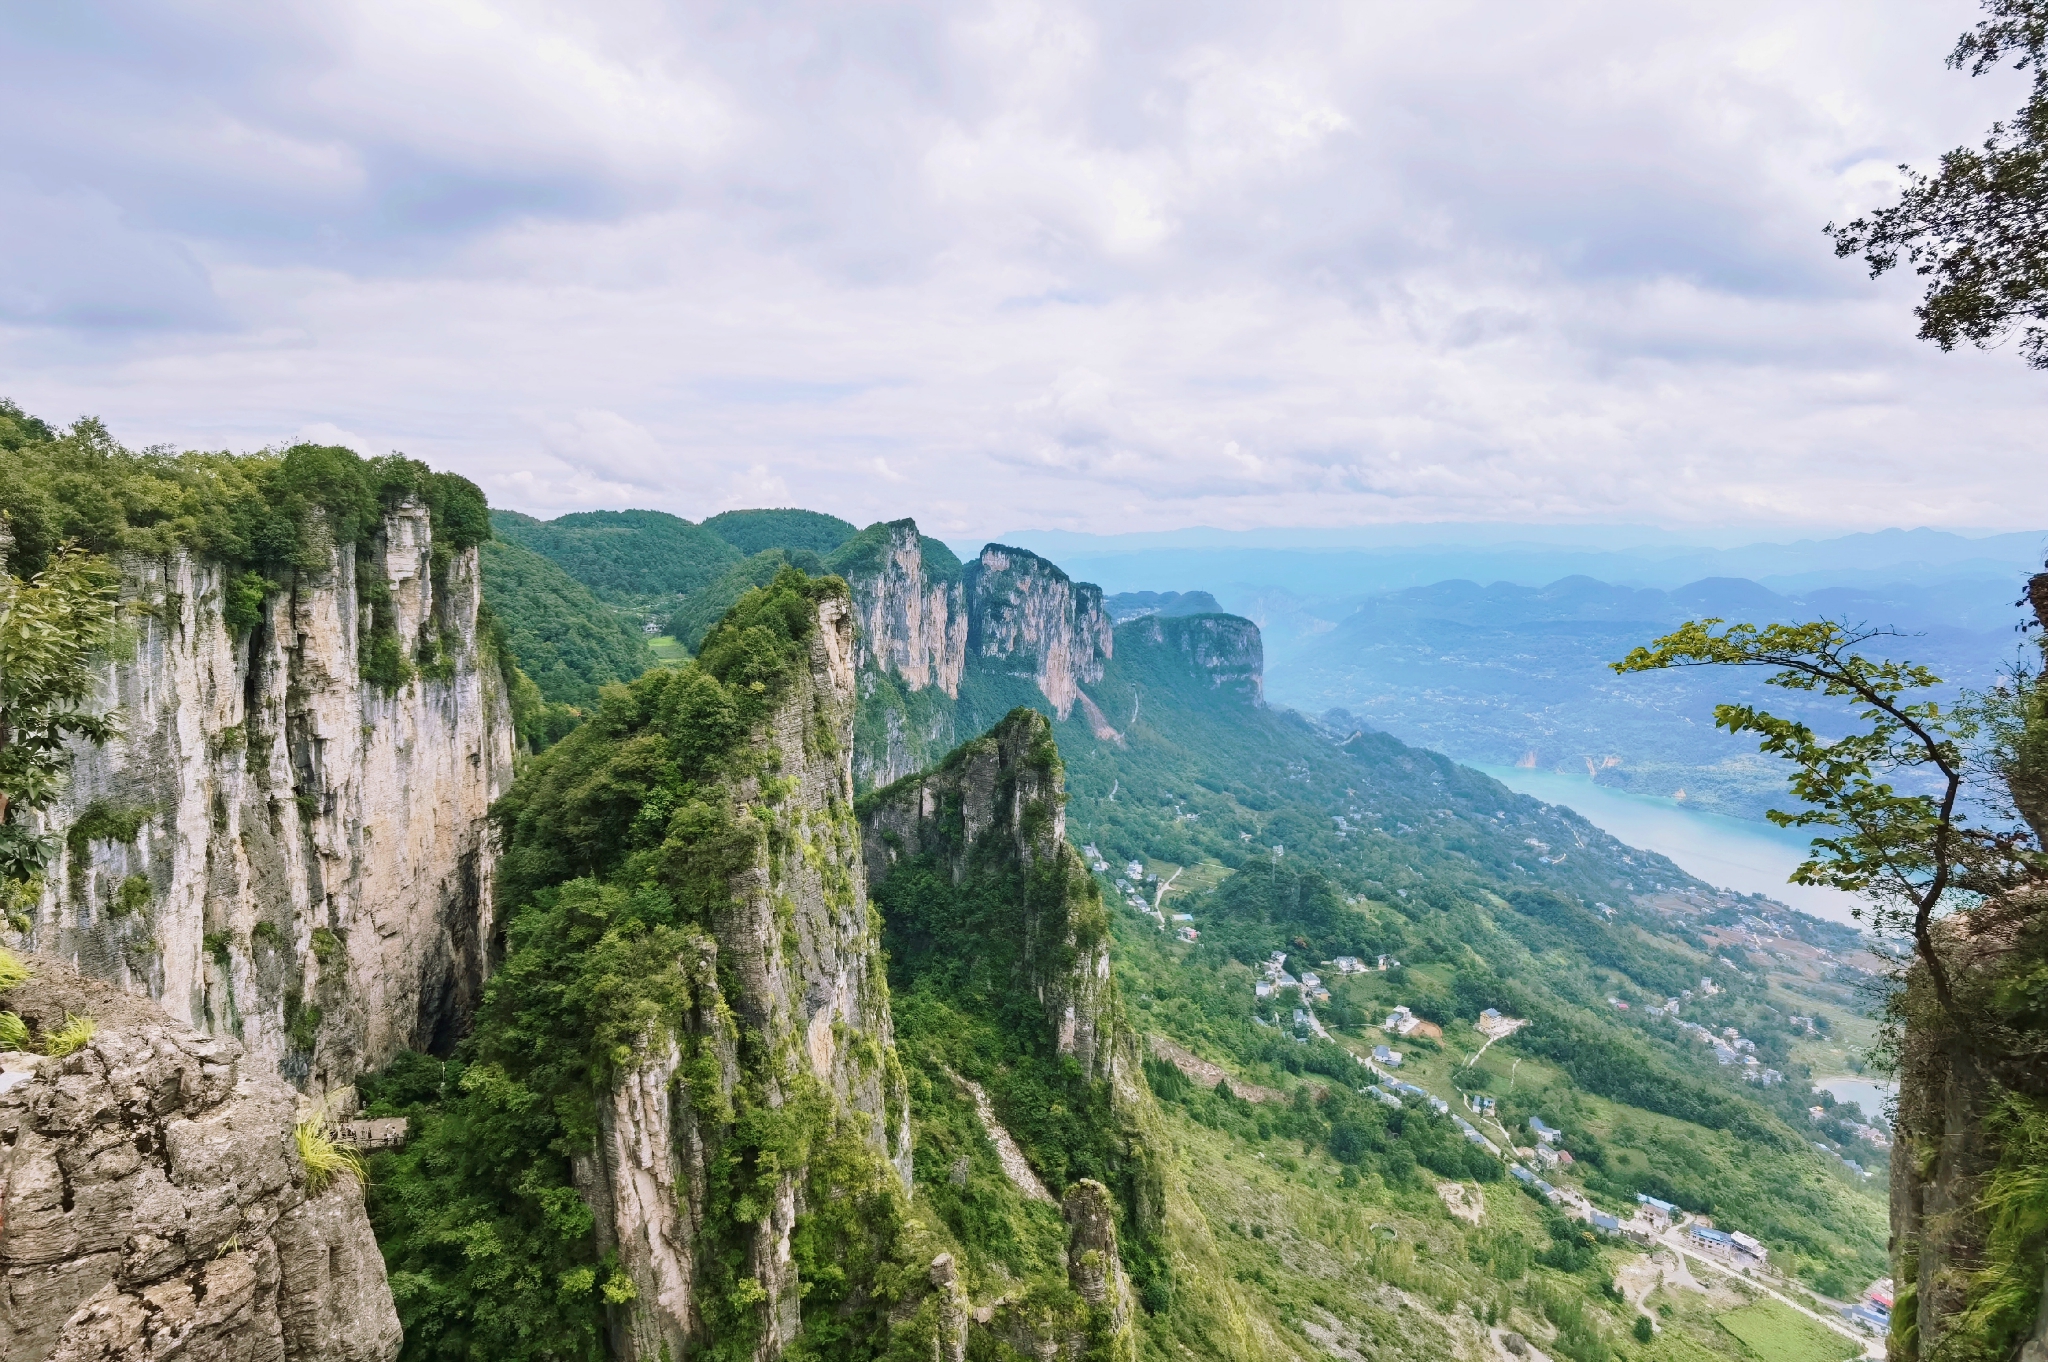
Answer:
[858,709,1118,1084]
[574,593,912,1360]
[963,546,1113,721]
[10,505,516,1098]
[843,521,966,700]
[0,955,400,1362]
[1062,1180,1139,1362]
[1117,613,1264,702]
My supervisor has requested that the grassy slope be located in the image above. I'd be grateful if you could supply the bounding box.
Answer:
[917,617,1888,1360]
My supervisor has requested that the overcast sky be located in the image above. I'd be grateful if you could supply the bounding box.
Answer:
[2,1,2038,539]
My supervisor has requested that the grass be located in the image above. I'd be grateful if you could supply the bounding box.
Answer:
[645,634,687,664]
[1713,1299,1859,1362]
[296,1118,368,1194]
[0,1012,26,1050]
[0,947,29,992]
[44,1012,96,1057]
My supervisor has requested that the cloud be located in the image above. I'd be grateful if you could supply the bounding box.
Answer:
[0,0,2039,536]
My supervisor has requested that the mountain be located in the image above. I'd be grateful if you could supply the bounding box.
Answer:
[491,508,744,607]
[1263,574,2025,819]
[478,536,655,709]
[3,426,1904,1362]
[1105,590,1226,622]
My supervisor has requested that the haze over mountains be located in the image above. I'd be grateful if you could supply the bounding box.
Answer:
[1000,524,2045,821]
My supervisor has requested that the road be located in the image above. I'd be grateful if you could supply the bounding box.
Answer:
[1338,1019,1883,1358]
[1654,1224,1880,1358]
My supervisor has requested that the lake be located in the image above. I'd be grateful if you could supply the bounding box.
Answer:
[1470,764,1870,928]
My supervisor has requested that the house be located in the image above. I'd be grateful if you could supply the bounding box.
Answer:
[1333,956,1365,974]
[1466,1094,1496,1116]
[1384,1006,1442,1039]
[1175,926,1199,942]
[1364,1084,1403,1110]
[1376,954,1398,971]
[1689,1225,1736,1252]
[1311,987,1331,1003]
[1254,980,1274,1000]
[1127,862,1146,880]
[1589,1212,1621,1235]
[1607,997,1629,1011]
[1529,1116,1562,1145]
[1636,1194,1678,1226]
[1172,913,1194,922]
[1372,1045,1403,1068]
[1299,971,1321,990]
[1427,1095,1450,1115]
[1730,1232,1767,1262]
[1509,1164,1536,1185]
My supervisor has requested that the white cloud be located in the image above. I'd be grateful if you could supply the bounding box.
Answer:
[0,0,2038,537]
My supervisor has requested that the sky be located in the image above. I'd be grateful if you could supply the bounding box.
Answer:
[3,0,2042,541]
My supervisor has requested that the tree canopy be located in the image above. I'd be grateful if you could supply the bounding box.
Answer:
[1829,0,2048,367]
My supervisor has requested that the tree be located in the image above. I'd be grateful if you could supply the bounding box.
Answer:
[1613,617,2047,1021]
[0,525,121,892]
[1828,0,2048,366]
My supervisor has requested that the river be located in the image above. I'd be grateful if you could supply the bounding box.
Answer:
[1470,764,1870,928]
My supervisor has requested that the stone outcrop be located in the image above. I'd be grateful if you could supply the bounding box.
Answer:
[963,547,1113,721]
[573,591,912,1360]
[0,955,400,1362]
[858,710,1119,1083]
[10,504,515,1099]
[1063,1180,1138,1362]
[1116,613,1264,702]
[840,521,966,700]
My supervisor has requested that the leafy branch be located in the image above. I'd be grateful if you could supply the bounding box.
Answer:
[1613,619,1999,1017]
[0,530,122,887]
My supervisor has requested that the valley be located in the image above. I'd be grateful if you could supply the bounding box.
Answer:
[0,423,1916,1361]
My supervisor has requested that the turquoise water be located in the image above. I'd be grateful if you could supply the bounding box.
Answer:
[1470,764,1869,928]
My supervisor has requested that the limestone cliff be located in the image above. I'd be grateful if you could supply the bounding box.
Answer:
[0,955,400,1362]
[963,545,1114,722]
[572,589,913,1360]
[831,521,969,789]
[830,529,1120,788]
[9,505,515,1100]
[1117,613,1264,702]
[858,709,1120,1083]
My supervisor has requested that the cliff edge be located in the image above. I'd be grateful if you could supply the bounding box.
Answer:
[0,954,400,1362]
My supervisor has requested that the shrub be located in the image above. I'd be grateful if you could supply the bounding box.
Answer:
[113,874,151,917]
[296,1118,367,1194]
[44,1012,95,1057]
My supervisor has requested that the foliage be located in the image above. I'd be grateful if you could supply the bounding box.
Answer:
[490,508,743,603]
[1828,0,2048,367]
[366,566,944,1361]
[476,537,652,706]
[1947,1091,2048,1357]
[0,947,28,992]
[0,1011,25,1050]
[296,1118,368,1195]
[700,507,857,558]
[0,543,121,884]
[1613,618,2042,1015]
[664,548,828,651]
[44,1011,95,1057]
